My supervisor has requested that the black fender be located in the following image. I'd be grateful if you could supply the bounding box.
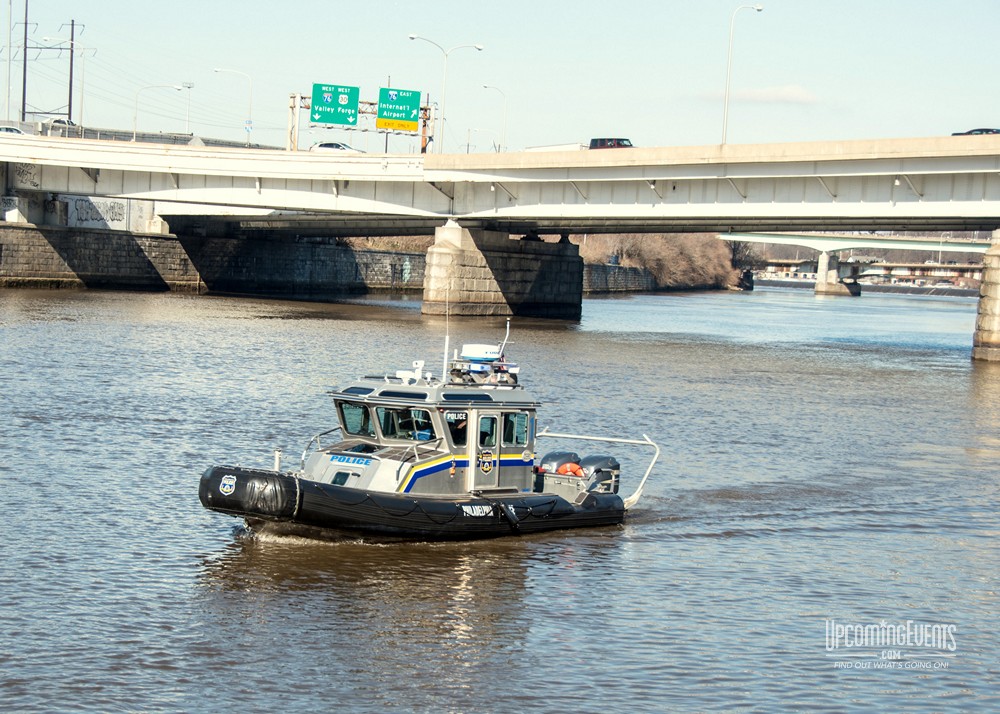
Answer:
[199,465,299,520]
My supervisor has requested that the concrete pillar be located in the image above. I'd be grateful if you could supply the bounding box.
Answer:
[972,230,1000,361]
[422,220,583,319]
[814,250,856,296]
[2,194,41,223]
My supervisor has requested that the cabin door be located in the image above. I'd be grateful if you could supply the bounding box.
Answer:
[472,411,500,490]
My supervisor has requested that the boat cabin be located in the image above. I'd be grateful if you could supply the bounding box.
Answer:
[302,348,541,497]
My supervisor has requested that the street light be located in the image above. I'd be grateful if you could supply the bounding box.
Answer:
[214,67,253,146]
[132,84,183,141]
[482,84,507,152]
[722,3,763,145]
[408,34,483,153]
[182,82,194,133]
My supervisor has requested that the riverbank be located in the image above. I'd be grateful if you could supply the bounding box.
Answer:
[755,277,979,298]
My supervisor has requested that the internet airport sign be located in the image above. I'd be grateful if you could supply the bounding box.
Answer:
[310,84,359,126]
[376,87,420,133]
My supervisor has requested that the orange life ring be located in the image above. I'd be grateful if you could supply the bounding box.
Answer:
[557,462,585,477]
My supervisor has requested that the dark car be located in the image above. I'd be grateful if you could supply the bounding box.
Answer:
[951,128,1000,135]
[589,137,633,149]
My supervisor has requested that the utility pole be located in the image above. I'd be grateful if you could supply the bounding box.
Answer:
[20,0,27,121]
[66,19,75,121]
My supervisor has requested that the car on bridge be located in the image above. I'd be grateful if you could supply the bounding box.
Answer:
[951,128,1000,135]
[589,137,634,149]
[309,141,365,153]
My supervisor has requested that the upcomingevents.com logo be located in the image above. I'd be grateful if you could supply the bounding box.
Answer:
[825,619,957,669]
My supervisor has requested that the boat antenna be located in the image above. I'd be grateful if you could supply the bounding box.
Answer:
[499,317,511,358]
[441,283,451,381]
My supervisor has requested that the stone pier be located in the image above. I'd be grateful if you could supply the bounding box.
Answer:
[814,251,857,295]
[972,230,1000,361]
[422,221,583,319]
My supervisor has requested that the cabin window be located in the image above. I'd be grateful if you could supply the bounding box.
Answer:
[331,471,358,486]
[479,416,497,448]
[445,411,468,446]
[376,406,436,440]
[502,412,530,446]
[340,402,374,437]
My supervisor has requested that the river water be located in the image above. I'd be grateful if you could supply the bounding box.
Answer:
[1,287,997,713]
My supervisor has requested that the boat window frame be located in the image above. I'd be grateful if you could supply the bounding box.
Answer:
[375,405,438,441]
[444,410,469,447]
[339,400,375,437]
[478,415,498,448]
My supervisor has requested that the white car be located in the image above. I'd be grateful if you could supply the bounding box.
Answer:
[309,141,364,153]
[0,126,25,134]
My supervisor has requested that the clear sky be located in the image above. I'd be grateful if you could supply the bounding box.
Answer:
[2,0,998,153]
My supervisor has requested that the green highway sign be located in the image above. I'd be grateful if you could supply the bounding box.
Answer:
[376,87,420,132]
[310,83,359,126]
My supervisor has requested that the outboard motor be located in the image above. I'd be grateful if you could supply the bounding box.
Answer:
[539,451,581,473]
[536,451,581,491]
[579,455,621,494]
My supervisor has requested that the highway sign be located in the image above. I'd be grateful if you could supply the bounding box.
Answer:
[376,87,420,132]
[310,84,359,126]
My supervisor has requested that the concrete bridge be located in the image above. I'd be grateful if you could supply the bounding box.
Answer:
[2,134,1000,357]
[2,134,1000,234]
[724,231,992,295]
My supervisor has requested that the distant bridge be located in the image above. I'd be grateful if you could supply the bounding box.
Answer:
[720,232,992,254]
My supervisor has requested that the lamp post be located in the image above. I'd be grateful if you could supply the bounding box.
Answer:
[214,67,252,146]
[132,84,182,141]
[408,34,483,153]
[182,81,194,133]
[722,3,763,145]
[482,84,507,152]
[6,0,14,120]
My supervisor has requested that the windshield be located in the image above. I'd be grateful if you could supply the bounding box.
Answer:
[339,401,375,437]
[376,406,437,441]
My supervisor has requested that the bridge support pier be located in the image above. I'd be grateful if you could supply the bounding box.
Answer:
[422,220,583,319]
[973,230,1000,361]
[814,251,855,295]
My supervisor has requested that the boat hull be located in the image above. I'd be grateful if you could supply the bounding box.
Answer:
[200,465,625,541]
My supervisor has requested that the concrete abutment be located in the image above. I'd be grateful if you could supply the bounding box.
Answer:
[421,221,583,320]
[972,230,1000,361]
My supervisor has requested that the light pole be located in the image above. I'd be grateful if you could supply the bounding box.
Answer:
[408,34,483,153]
[182,81,194,133]
[133,84,182,141]
[214,67,252,146]
[6,0,13,120]
[722,3,763,145]
[482,84,507,152]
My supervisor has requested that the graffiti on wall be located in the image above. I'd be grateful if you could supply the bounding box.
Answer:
[67,196,129,229]
[13,163,40,189]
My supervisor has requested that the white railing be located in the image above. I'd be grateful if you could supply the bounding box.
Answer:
[536,428,660,509]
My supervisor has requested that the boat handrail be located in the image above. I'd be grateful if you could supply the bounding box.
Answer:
[406,437,445,462]
[394,437,446,485]
[535,428,660,510]
[300,426,343,469]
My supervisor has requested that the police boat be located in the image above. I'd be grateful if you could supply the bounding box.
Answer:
[199,329,659,541]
